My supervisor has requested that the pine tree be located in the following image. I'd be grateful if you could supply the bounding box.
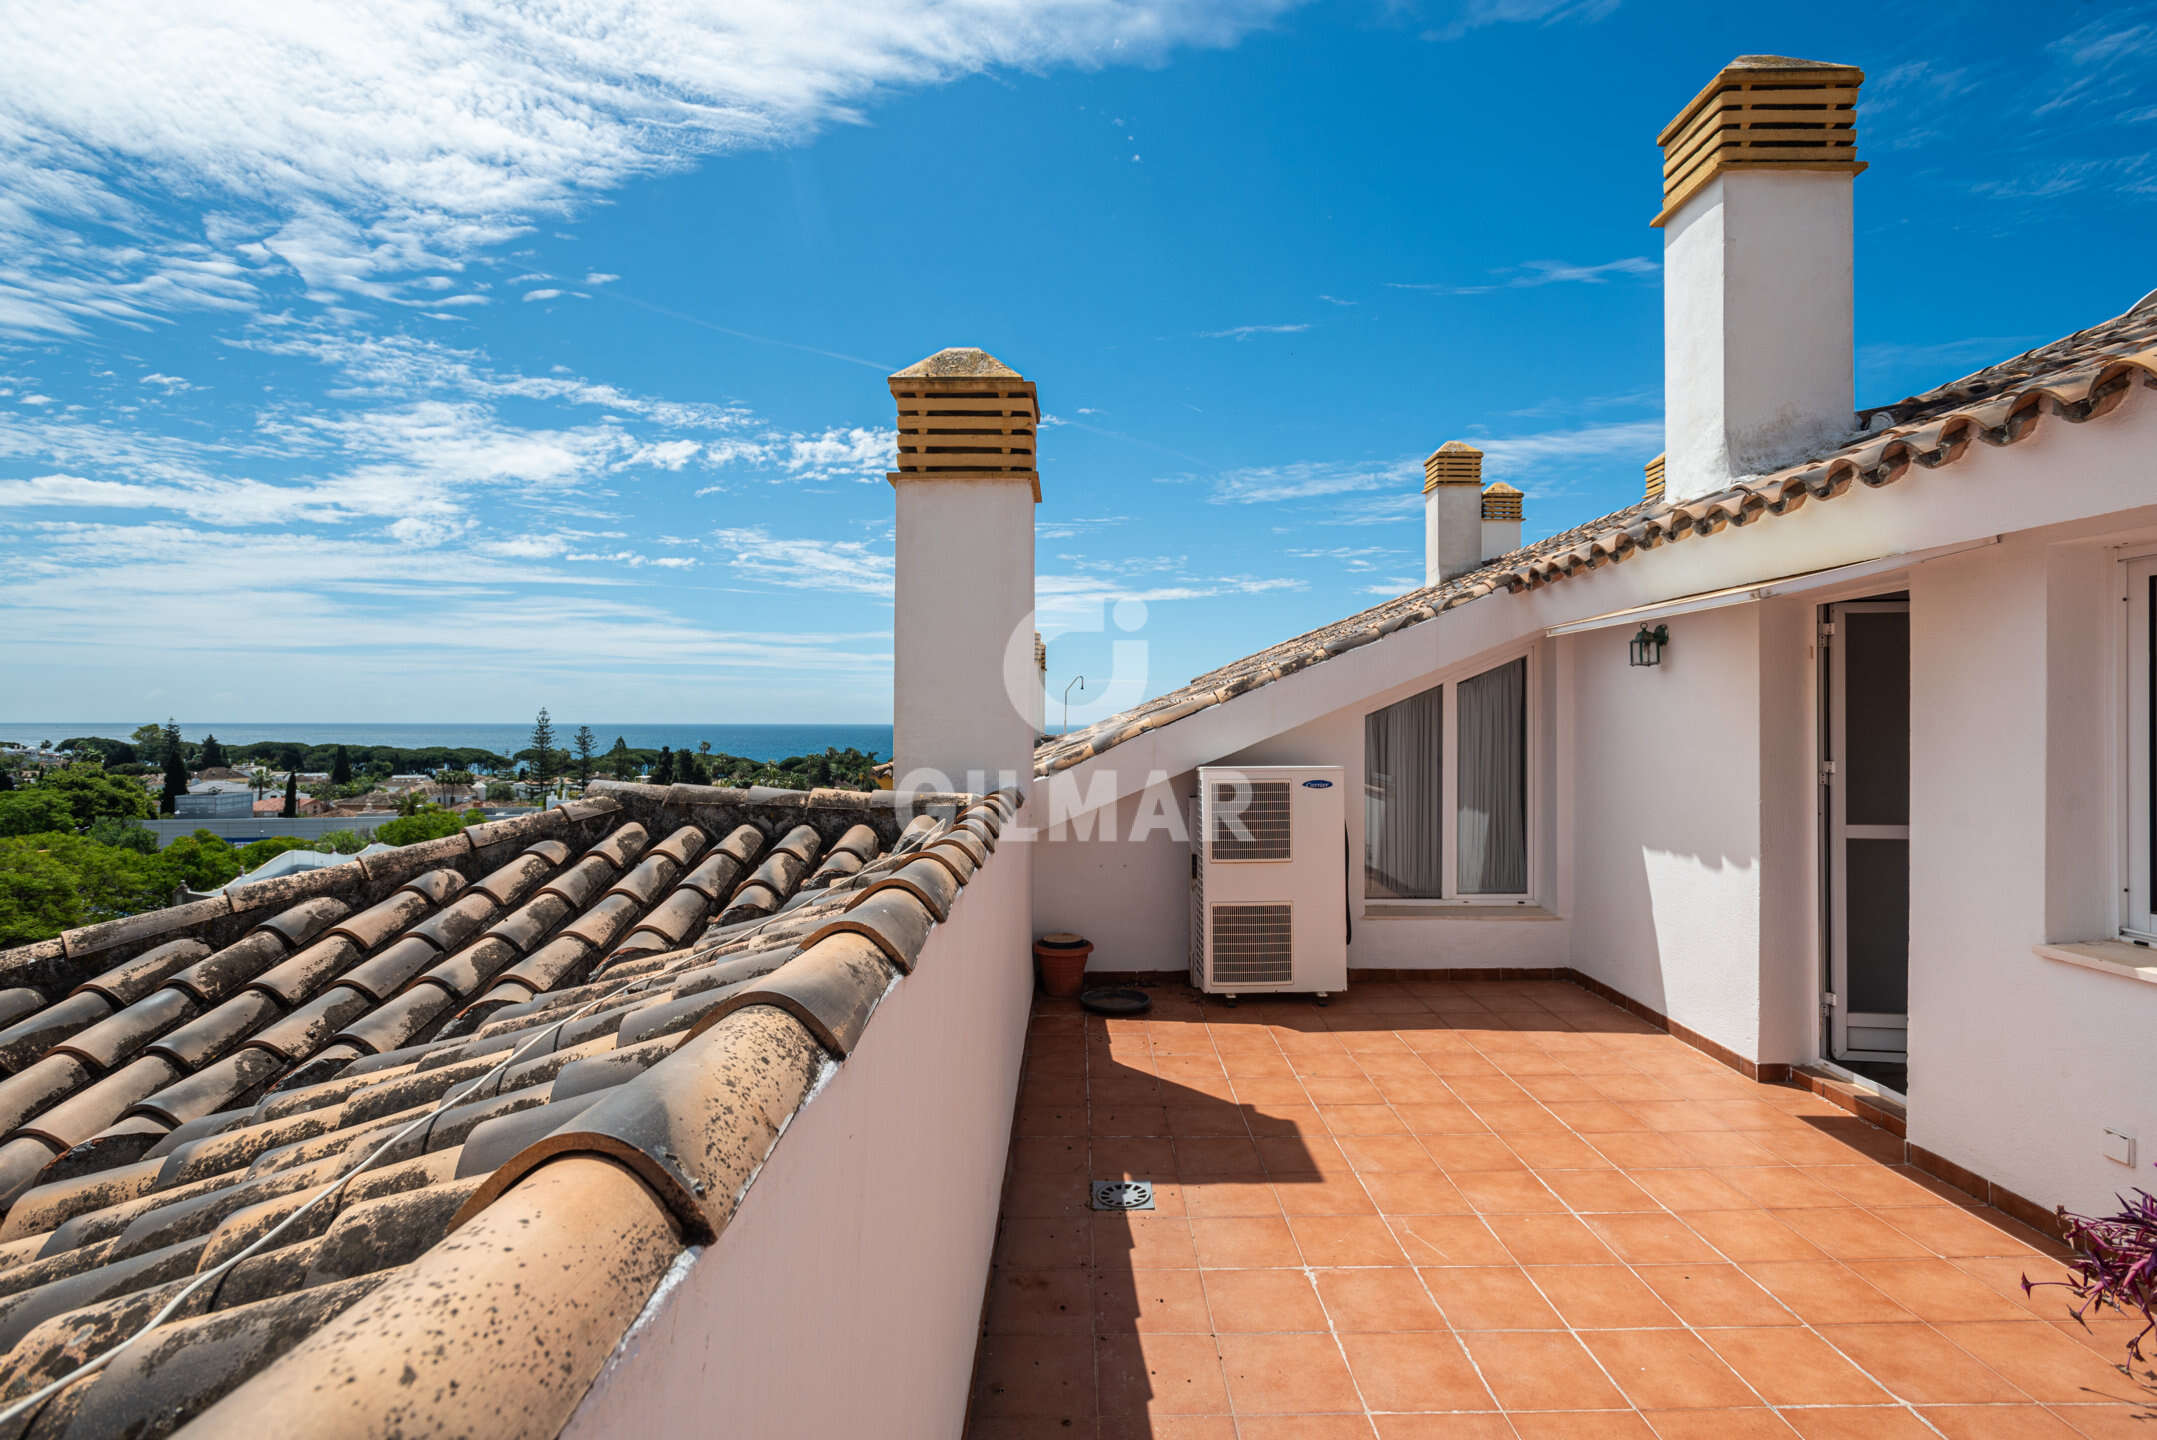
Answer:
[572,726,597,791]
[161,718,184,769]
[653,746,676,785]
[330,744,352,787]
[528,708,557,802]
[678,749,704,785]
[199,734,227,769]
[160,746,188,816]
[281,771,299,818]
[608,736,634,780]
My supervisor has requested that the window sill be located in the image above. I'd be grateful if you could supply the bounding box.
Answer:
[1362,903,1562,922]
[2034,939,2157,987]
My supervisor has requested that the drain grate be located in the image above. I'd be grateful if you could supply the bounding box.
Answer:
[1090,1179,1155,1211]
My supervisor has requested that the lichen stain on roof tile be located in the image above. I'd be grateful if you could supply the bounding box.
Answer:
[0,780,1021,1436]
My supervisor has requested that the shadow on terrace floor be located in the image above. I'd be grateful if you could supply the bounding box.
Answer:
[965,979,2154,1439]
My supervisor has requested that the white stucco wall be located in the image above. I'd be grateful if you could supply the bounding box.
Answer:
[1662,170,1855,501]
[563,827,1035,1440]
[1906,525,2157,1215]
[894,475,1039,793]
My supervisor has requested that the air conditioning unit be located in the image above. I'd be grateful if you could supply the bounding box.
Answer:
[1189,765,1348,1001]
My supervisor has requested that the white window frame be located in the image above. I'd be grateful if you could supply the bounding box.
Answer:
[2122,552,2157,941]
[1362,643,1540,907]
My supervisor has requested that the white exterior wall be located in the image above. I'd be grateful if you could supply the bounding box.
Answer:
[564,824,1035,1440]
[1663,171,1855,501]
[893,475,1039,793]
[1425,484,1482,586]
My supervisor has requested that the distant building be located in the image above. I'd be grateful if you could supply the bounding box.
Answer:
[173,790,253,819]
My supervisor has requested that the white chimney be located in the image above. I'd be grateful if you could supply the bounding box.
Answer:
[1657,56,1863,502]
[888,347,1040,794]
[1479,481,1523,560]
[1423,441,1484,586]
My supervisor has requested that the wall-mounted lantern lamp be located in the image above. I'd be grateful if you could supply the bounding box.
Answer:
[1629,624,1668,668]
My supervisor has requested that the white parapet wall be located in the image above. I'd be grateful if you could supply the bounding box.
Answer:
[562,813,1036,1440]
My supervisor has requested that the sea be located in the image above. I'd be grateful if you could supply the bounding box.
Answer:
[0,723,892,764]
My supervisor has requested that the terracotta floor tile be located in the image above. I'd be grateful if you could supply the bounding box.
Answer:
[1583,1214,1721,1265]
[1096,1267,1211,1335]
[1717,1166,1846,1209]
[1189,1215,1302,1268]
[1816,1322,2030,1404]
[1454,1169,1567,1214]
[1421,1265,1566,1329]
[1628,1168,1755,1212]
[1701,1326,1890,1405]
[1875,1203,2055,1259]
[1918,1405,2093,1439]
[1581,1328,1757,1410]
[1005,1172,1090,1218]
[1736,1259,1915,1325]
[1218,1331,1366,1413]
[1165,1102,1252,1137]
[1097,1212,1199,1269]
[1290,1213,1411,1267]
[1527,1265,1679,1329]
[1449,1077,1535,1106]
[1489,1214,1621,1266]
[1680,1209,1828,1263]
[1013,1105,1085,1137]
[1276,1177,1384,1216]
[1261,1135,1353,1177]
[1773,1206,1932,1261]
[1847,1257,2043,1323]
[1516,1074,1608,1103]
[1305,1075,1388,1106]
[1509,1412,1661,1438]
[1184,1181,1282,1218]
[1392,1100,1490,1134]
[1237,1417,1379,1440]
[1639,1409,1799,1439]
[1664,1131,1782,1168]
[1338,1134,1445,1173]
[1167,1136,1262,1181]
[1247,1103,1326,1138]
[1323,1103,1410,1135]
[1012,1136,1090,1176]
[2047,1403,2157,1438]
[1803,1163,1953,1209]
[1775,1408,1937,1440]
[1235,1077,1317,1106]
[986,1267,1095,1335]
[1090,1105,1172,1137]
[1370,1416,1516,1439]
[997,1216,1091,1270]
[1291,1049,1374,1078]
[1471,1102,1570,1136]
[1589,1133,1698,1169]
[1634,1264,1797,1327]
[1933,1321,2145,1404]
[1315,1267,1450,1332]
[1464,1331,1629,1411]
[1423,1133,1533,1172]
[1389,1215,1516,1267]
[1203,1266,1329,1332]
[1541,1169,1656,1213]
[1094,1137,1179,1181]
[1507,1133,1619,1171]
[1096,1331,1229,1416]
[1357,1170,1473,1216]
[1378,1075,1467,1105]
[972,1333,1098,1418]
[1341,1331,1495,1412]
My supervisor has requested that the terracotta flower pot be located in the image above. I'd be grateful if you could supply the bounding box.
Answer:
[1033,932,1093,998]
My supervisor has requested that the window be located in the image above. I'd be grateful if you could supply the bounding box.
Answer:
[1364,654,1532,903]
[2126,556,2157,940]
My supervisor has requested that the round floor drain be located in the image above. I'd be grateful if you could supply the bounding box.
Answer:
[1090,1179,1155,1211]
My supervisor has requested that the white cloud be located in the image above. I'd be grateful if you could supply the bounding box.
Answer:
[522,287,564,302]
[1194,419,1663,507]
[584,271,620,285]
[1421,0,1619,42]
[139,372,195,393]
[0,1,1298,335]
[1199,322,1311,340]
[1389,255,1655,296]
[710,525,894,597]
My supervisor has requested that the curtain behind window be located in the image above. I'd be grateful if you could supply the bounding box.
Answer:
[1458,658,1526,894]
[1365,684,1442,898]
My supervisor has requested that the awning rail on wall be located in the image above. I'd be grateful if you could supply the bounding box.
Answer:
[1542,536,1999,638]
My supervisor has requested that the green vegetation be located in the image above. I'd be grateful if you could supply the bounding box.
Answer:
[0,828,242,947]
[375,804,486,847]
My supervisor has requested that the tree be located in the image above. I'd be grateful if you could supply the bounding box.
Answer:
[130,722,165,756]
[572,726,597,791]
[528,708,557,802]
[162,829,243,891]
[199,734,228,770]
[160,718,185,765]
[330,744,353,787]
[42,764,155,828]
[608,736,635,780]
[281,771,298,818]
[248,766,275,803]
[0,789,71,837]
[160,745,188,817]
[652,746,676,786]
[0,771,12,792]
[678,749,705,785]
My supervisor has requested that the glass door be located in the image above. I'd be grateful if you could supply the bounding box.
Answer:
[1825,600,1910,1064]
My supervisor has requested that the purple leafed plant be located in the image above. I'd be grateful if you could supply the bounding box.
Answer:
[2028,1173,2157,1361]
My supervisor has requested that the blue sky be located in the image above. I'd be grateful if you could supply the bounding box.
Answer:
[1,1,2151,728]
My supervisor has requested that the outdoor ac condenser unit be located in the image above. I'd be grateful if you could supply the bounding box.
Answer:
[1188,765,1348,1001]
